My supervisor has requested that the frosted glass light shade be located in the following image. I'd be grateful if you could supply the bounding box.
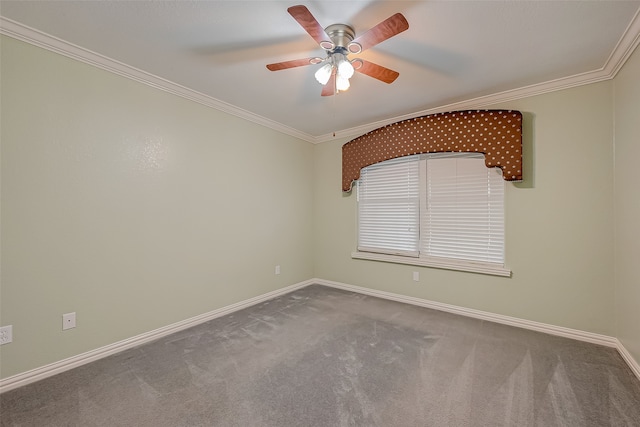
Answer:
[337,59,354,79]
[336,75,350,91]
[314,64,333,85]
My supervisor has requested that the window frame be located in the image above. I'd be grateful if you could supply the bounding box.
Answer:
[353,153,511,277]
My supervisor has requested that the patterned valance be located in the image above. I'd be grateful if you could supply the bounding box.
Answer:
[342,110,523,192]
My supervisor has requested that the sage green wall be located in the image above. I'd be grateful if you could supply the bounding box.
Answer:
[614,45,640,364]
[0,36,314,378]
[1,31,636,382]
[314,81,616,335]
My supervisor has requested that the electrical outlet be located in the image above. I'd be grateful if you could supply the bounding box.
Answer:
[0,325,13,345]
[62,312,76,330]
[413,271,419,282]
[275,265,281,275]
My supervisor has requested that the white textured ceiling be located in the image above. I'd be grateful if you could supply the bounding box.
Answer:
[1,1,639,141]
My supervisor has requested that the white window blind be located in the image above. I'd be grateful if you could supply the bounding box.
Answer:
[357,155,420,256]
[356,153,506,273]
[421,154,504,264]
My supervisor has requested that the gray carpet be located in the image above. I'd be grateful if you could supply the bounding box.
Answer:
[1,284,639,426]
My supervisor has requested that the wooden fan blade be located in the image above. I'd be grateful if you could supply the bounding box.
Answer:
[351,13,409,52]
[321,73,336,96]
[266,58,315,71]
[288,5,331,46]
[355,60,399,84]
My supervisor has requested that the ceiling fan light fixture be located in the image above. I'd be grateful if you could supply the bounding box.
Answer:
[337,57,355,79]
[315,63,333,85]
[336,75,350,91]
[267,6,408,95]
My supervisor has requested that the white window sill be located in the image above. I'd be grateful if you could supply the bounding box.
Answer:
[351,251,512,277]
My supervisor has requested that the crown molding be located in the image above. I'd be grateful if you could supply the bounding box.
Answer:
[0,16,317,144]
[315,7,640,144]
[313,69,614,143]
[2,9,639,145]
[602,6,640,77]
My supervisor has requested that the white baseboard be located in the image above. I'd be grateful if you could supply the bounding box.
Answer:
[3,277,638,394]
[314,278,617,346]
[615,338,640,380]
[313,278,640,381]
[0,279,313,394]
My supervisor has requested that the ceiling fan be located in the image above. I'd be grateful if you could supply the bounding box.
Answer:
[266,5,409,96]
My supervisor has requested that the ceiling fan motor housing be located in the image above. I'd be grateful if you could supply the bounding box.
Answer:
[324,24,358,52]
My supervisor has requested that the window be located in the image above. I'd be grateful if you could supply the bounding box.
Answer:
[357,156,420,257]
[355,153,509,276]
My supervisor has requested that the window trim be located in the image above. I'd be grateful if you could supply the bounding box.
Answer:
[351,250,511,277]
[353,153,511,277]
